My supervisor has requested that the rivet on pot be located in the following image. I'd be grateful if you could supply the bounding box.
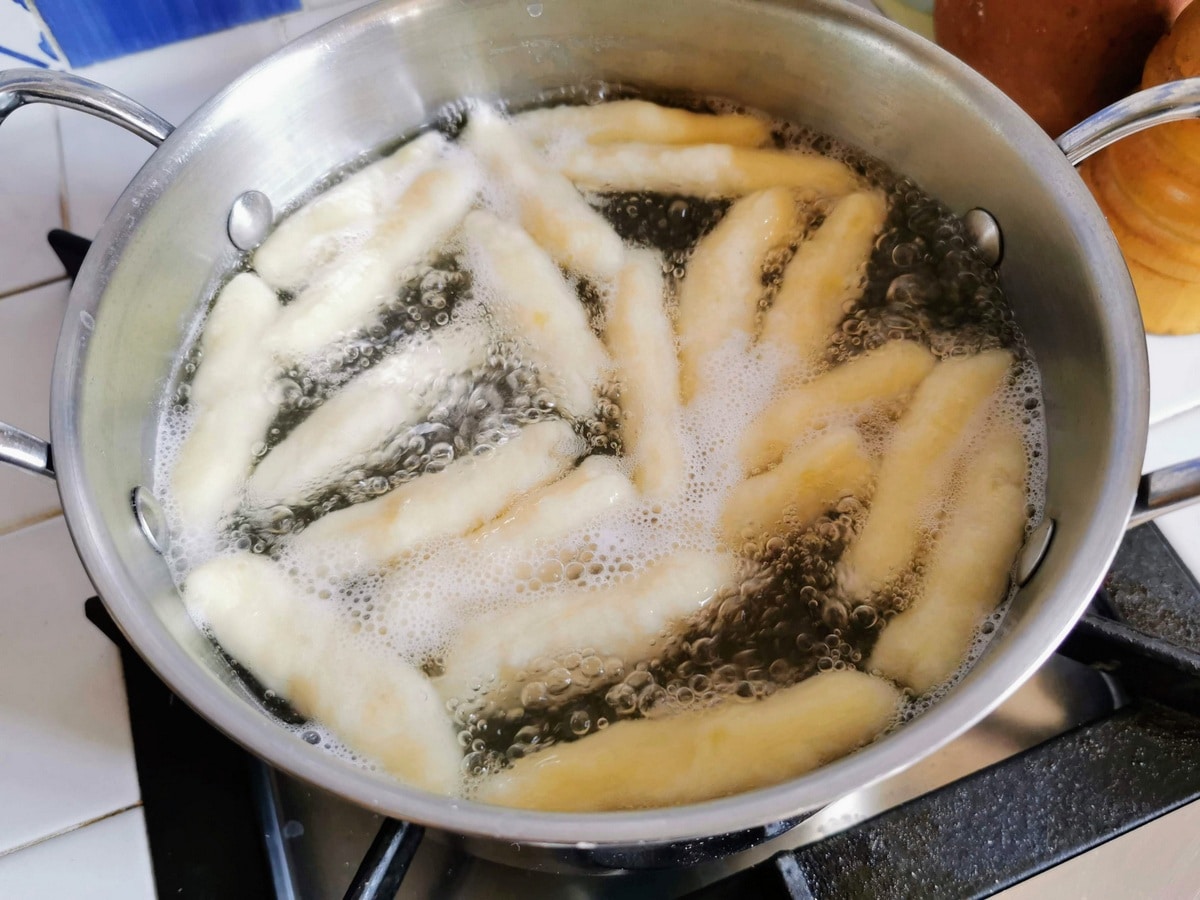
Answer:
[227,190,274,252]
[131,486,168,555]
[1014,517,1055,587]
[963,207,1003,267]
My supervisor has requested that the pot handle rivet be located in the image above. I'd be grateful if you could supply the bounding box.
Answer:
[963,208,1002,267]
[1014,517,1054,587]
[132,486,168,555]
[228,190,274,252]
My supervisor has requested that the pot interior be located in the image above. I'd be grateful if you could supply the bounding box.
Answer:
[52,0,1147,850]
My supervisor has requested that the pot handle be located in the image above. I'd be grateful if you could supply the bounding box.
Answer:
[1129,459,1200,529]
[1057,77,1200,166]
[1055,77,1200,527]
[0,423,54,480]
[0,67,174,146]
[0,69,175,483]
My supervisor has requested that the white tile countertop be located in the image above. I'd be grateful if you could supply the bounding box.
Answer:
[0,2,1198,897]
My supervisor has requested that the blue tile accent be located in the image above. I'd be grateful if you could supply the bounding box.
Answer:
[36,32,58,60]
[0,43,50,67]
[30,0,300,67]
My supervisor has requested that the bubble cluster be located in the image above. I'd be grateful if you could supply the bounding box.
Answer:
[825,177,1023,369]
[264,255,474,443]
[596,192,730,259]
[230,343,559,549]
[466,497,891,762]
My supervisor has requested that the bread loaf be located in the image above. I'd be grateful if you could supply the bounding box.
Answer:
[1081,1,1200,334]
[934,0,1178,138]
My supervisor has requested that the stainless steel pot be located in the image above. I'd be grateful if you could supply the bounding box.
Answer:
[2,0,1200,870]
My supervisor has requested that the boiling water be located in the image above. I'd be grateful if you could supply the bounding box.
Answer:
[155,87,1046,791]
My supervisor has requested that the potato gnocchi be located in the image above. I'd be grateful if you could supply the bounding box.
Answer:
[158,92,1044,811]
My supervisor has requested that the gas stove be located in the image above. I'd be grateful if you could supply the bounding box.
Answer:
[84,519,1200,899]
[43,227,1200,899]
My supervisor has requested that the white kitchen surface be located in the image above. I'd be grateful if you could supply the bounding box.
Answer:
[1148,333,1200,425]
[0,2,1198,896]
[0,518,139,856]
[0,281,67,535]
[0,104,65,297]
[0,807,156,899]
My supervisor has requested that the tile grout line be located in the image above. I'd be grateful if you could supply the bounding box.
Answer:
[54,106,71,234]
[0,275,68,303]
[0,802,144,860]
[1151,402,1200,429]
[0,509,63,541]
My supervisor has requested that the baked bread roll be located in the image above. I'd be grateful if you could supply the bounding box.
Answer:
[1080,1,1200,335]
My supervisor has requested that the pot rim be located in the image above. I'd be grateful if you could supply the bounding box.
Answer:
[48,0,1148,848]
